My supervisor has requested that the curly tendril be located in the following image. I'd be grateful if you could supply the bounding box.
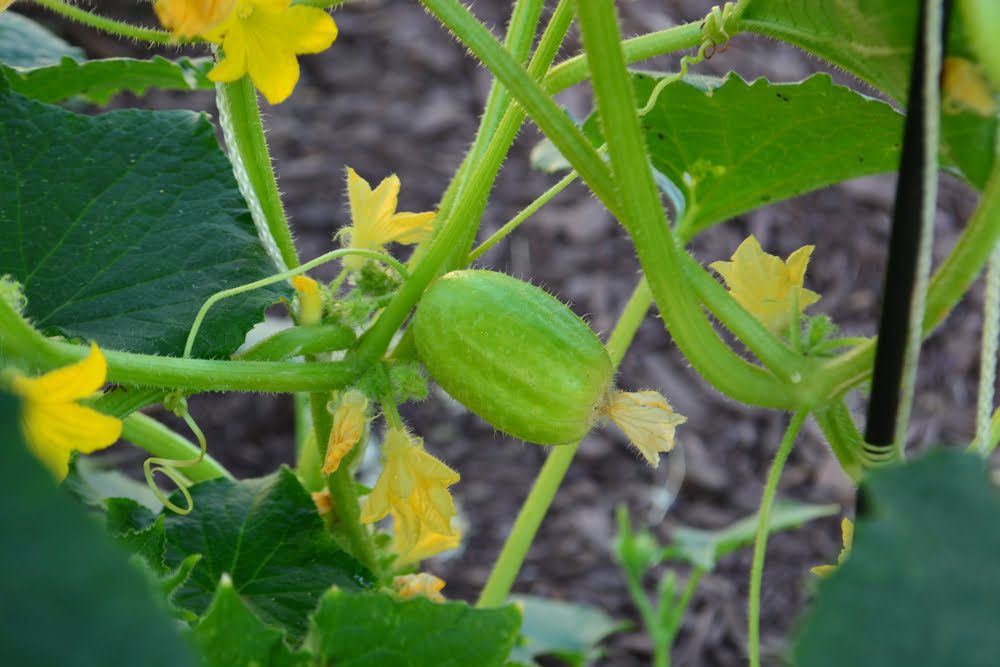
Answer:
[143,393,207,515]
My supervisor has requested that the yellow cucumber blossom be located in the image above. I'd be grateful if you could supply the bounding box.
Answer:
[206,0,337,105]
[0,1,14,13]
[10,343,122,480]
[392,573,446,602]
[710,235,820,335]
[291,275,323,326]
[811,517,854,577]
[360,428,460,560]
[154,0,235,39]
[322,389,369,474]
[392,505,462,565]
[602,390,686,468]
[340,168,436,271]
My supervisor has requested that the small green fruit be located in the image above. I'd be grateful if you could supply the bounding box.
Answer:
[412,270,613,445]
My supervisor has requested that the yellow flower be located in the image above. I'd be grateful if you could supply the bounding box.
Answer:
[360,428,460,553]
[0,1,14,13]
[710,235,820,334]
[311,489,332,517]
[391,505,462,564]
[603,390,687,469]
[392,573,446,602]
[942,57,998,117]
[811,517,854,577]
[291,275,323,326]
[340,168,436,271]
[322,389,368,475]
[206,0,337,105]
[154,0,235,39]
[10,344,122,480]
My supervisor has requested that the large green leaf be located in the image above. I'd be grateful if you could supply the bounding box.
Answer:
[507,595,622,667]
[0,11,82,69]
[0,392,195,667]
[793,449,1000,667]
[670,500,838,571]
[188,574,310,667]
[0,88,287,358]
[163,467,374,642]
[585,73,903,236]
[306,589,522,667]
[738,1,997,189]
[2,55,214,105]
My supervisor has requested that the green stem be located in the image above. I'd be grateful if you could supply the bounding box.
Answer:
[975,245,1000,455]
[309,391,378,574]
[216,78,299,270]
[657,568,705,667]
[477,277,653,607]
[811,401,864,482]
[575,0,793,409]
[31,0,172,43]
[122,413,232,483]
[0,298,364,393]
[467,170,579,263]
[747,410,807,667]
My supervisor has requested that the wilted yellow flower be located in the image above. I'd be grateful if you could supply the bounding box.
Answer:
[154,0,235,39]
[603,390,686,468]
[322,389,368,474]
[291,275,323,326]
[710,235,820,334]
[206,0,337,105]
[360,428,460,554]
[10,344,122,480]
[340,168,436,271]
[811,517,854,577]
[943,57,998,117]
[0,1,15,13]
[311,489,332,517]
[392,573,446,602]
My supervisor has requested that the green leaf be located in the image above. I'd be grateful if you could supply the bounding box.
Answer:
[188,574,310,667]
[738,1,997,189]
[62,455,162,512]
[107,498,169,575]
[2,55,214,105]
[793,449,1000,667]
[307,589,522,667]
[507,595,623,667]
[670,501,838,571]
[585,73,904,236]
[0,11,82,69]
[0,391,195,667]
[163,467,374,641]
[0,89,287,358]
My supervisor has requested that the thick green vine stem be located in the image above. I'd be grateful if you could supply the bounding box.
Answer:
[217,78,299,271]
[122,413,232,483]
[747,410,808,667]
[477,278,654,608]
[975,245,1000,455]
[31,0,173,44]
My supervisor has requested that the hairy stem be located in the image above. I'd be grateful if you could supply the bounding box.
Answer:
[31,0,172,44]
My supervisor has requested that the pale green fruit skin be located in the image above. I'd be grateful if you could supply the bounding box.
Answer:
[413,270,613,445]
[960,0,1000,90]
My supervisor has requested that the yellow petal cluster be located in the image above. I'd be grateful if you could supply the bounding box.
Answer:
[322,390,368,474]
[710,235,820,335]
[811,517,854,577]
[11,344,122,480]
[603,390,686,468]
[360,428,461,563]
[340,168,436,271]
[154,0,234,39]
[942,57,998,117]
[291,275,323,326]
[392,573,446,602]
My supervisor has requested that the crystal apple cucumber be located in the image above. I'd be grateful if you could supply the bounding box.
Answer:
[412,270,685,467]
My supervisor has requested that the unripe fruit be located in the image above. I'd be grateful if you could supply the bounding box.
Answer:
[413,270,613,445]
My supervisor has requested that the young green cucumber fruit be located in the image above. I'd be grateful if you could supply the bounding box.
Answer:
[412,270,685,466]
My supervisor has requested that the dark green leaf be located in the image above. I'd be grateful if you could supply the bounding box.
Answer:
[0,11,82,69]
[0,391,195,667]
[188,574,309,667]
[163,467,374,641]
[307,589,521,667]
[670,501,838,571]
[507,595,622,667]
[0,89,287,358]
[793,449,1000,667]
[738,1,997,189]
[107,498,168,575]
[586,73,904,236]
[62,456,162,512]
[2,55,214,105]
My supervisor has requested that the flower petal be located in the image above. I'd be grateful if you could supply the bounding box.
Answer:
[275,5,338,54]
[208,28,250,82]
[11,343,107,404]
[376,211,436,246]
[246,36,300,104]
